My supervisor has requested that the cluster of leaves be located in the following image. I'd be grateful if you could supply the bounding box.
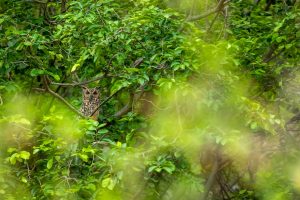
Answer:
[229,0,300,99]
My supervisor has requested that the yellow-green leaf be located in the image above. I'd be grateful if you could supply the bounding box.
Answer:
[71,63,80,72]
[102,177,111,188]
[47,158,53,169]
[19,151,30,160]
[21,177,28,183]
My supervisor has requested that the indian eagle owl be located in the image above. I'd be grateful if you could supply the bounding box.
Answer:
[80,86,100,120]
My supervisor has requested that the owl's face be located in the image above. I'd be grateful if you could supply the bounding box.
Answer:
[82,87,99,102]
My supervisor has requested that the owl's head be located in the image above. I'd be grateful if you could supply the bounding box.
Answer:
[82,86,100,102]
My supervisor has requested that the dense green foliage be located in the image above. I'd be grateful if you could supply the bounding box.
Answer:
[0,0,299,199]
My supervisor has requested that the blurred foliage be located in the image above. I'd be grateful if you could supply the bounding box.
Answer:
[0,0,300,200]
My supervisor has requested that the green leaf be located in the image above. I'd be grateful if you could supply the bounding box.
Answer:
[47,158,53,169]
[250,122,258,130]
[9,153,18,165]
[125,68,139,73]
[102,177,111,188]
[23,41,32,46]
[85,183,96,191]
[163,166,174,174]
[78,154,88,162]
[98,123,107,128]
[30,69,45,77]
[148,166,157,173]
[30,69,60,81]
[155,167,162,173]
[110,80,130,94]
[48,73,60,81]
[98,129,109,134]
[7,148,17,153]
[21,177,28,183]
[108,178,117,190]
[16,43,24,51]
[19,151,30,160]
[11,117,31,125]
[71,63,80,72]
[162,162,176,174]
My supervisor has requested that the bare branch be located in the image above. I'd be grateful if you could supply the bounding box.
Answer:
[33,88,46,92]
[133,57,144,67]
[207,10,220,33]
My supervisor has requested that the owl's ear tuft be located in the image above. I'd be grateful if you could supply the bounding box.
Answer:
[93,90,98,95]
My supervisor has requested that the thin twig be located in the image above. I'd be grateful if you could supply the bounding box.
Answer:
[207,10,220,33]
[33,88,46,92]
[139,99,169,111]
[223,5,229,39]
[107,54,118,67]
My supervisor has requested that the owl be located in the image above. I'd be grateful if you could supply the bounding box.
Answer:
[80,86,100,120]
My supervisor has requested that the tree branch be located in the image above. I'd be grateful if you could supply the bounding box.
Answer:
[187,0,228,21]
[200,150,220,200]
[89,88,123,117]
[207,9,221,33]
[113,85,145,118]
[41,76,86,118]
[113,93,135,118]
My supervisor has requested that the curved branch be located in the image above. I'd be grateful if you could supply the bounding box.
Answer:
[41,76,86,118]
[47,87,86,118]
[113,93,135,118]
[113,85,145,118]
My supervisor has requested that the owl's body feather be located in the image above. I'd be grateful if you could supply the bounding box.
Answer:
[80,87,100,120]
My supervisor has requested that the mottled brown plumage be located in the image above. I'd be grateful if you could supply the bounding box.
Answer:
[80,87,100,120]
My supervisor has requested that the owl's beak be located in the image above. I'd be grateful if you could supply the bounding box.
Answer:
[89,95,93,102]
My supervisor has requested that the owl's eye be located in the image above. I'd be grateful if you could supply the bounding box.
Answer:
[85,91,90,95]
